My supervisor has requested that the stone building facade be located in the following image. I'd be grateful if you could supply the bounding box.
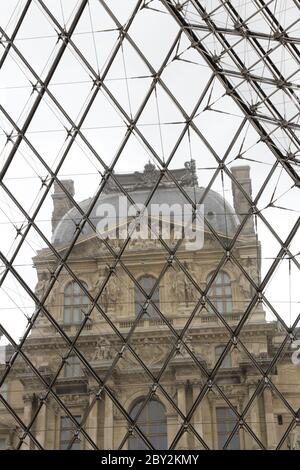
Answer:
[0,162,299,450]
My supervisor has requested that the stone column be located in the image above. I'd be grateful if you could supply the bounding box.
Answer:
[248,384,261,448]
[177,383,188,449]
[206,396,215,449]
[22,394,33,450]
[87,391,99,449]
[35,400,47,448]
[104,393,113,449]
[166,412,178,448]
[263,387,277,449]
[46,398,59,449]
[192,384,203,448]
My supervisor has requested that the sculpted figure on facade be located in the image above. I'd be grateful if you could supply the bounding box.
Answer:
[238,273,252,299]
[106,274,121,305]
[171,268,198,306]
[171,270,185,303]
[176,335,195,356]
[94,275,109,311]
[35,273,48,300]
[34,272,56,317]
[94,271,121,310]
[93,337,113,361]
[287,428,300,450]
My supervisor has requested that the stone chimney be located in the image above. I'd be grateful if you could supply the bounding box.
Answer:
[231,166,254,234]
[51,179,75,234]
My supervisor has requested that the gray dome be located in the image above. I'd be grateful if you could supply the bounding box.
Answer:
[52,186,239,245]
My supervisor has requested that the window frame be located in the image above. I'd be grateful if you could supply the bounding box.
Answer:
[0,382,8,400]
[128,399,167,450]
[60,415,81,450]
[216,406,240,450]
[63,281,89,325]
[207,271,233,315]
[215,345,232,369]
[134,275,160,319]
[0,437,7,450]
[0,382,8,409]
[63,355,82,378]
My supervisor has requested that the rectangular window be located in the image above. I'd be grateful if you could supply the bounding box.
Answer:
[277,414,283,425]
[0,438,7,450]
[0,383,8,408]
[60,416,81,450]
[64,355,82,378]
[216,407,240,450]
[0,346,6,365]
[215,345,232,368]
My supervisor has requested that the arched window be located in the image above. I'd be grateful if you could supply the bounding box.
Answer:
[207,271,232,315]
[135,275,159,318]
[128,399,167,450]
[63,281,89,324]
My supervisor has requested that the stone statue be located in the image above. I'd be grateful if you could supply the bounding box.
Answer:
[35,273,48,299]
[172,269,198,305]
[137,161,158,189]
[238,273,252,298]
[176,334,195,356]
[107,275,120,304]
[94,273,111,311]
[181,160,197,186]
[185,279,198,303]
[287,429,300,450]
[93,337,112,361]
[172,271,185,302]
[35,273,56,313]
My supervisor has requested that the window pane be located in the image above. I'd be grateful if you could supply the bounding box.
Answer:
[135,276,159,319]
[216,407,240,450]
[0,382,8,401]
[64,296,72,306]
[215,346,231,368]
[64,308,72,324]
[73,296,80,305]
[74,308,82,323]
[64,282,88,325]
[129,400,167,450]
[64,356,81,378]
[60,416,81,450]
[73,283,80,294]
[207,271,232,316]
[0,438,6,450]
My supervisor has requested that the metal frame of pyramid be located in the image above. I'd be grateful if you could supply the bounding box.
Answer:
[0,0,299,450]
